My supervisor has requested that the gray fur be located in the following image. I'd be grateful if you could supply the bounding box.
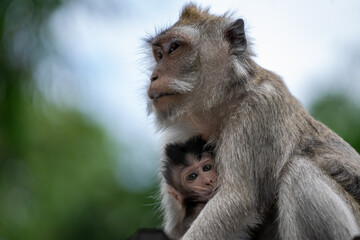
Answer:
[145,4,360,240]
[278,157,360,240]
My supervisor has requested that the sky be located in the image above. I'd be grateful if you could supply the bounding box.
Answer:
[35,0,360,190]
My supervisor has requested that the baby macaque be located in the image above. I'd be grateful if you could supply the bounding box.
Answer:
[162,136,217,237]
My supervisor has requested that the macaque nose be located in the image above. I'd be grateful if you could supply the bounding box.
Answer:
[205,177,214,186]
[150,73,158,82]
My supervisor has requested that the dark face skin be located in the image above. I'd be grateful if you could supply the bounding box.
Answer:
[173,153,218,203]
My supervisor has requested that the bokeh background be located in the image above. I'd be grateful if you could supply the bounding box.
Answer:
[1,0,360,239]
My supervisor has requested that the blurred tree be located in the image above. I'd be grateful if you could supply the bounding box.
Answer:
[310,94,360,153]
[2,1,357,240]
[0,0,161,240]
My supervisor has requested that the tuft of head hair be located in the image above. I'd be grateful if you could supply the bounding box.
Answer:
[175,3,223,26]
[162,136,214,187]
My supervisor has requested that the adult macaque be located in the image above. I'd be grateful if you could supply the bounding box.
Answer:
[145,4,360,240]
[162,136,217,238]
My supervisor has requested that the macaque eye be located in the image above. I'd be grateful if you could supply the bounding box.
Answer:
[203,164,212,172]
[187,172,197,181]
[156,51,163,60]
[168,42,181,54]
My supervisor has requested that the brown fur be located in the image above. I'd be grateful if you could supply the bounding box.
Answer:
[145,4,360,240]
[175,4,222,26]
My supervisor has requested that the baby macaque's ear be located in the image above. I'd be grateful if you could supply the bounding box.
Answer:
[168,186,183,205]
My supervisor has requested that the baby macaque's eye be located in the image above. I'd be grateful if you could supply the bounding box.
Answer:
[203,164,212,172]
[187,173,197,181]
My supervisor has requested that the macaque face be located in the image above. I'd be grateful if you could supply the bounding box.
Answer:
[178,153,217,201]
[147,28,199,113]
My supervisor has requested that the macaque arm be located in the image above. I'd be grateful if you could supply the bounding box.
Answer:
[182,122,262,238]
[182,96,290,239]
[183,188,259,239]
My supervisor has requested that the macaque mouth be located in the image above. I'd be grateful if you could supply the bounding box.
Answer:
[200,187,218,200]
[150,92,178,100]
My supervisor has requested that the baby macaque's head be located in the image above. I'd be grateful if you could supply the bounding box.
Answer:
[163,136,217,206]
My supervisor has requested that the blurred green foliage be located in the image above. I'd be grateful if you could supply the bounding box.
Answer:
[0,91,161,240]
[310,94,360,153]
[0,0,359,240]
[0,1,161,239]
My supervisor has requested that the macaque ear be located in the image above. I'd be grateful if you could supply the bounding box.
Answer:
[225,19,247,53]
[168,186,183,205]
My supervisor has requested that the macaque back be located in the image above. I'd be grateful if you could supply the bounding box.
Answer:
[145,4,360,240]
